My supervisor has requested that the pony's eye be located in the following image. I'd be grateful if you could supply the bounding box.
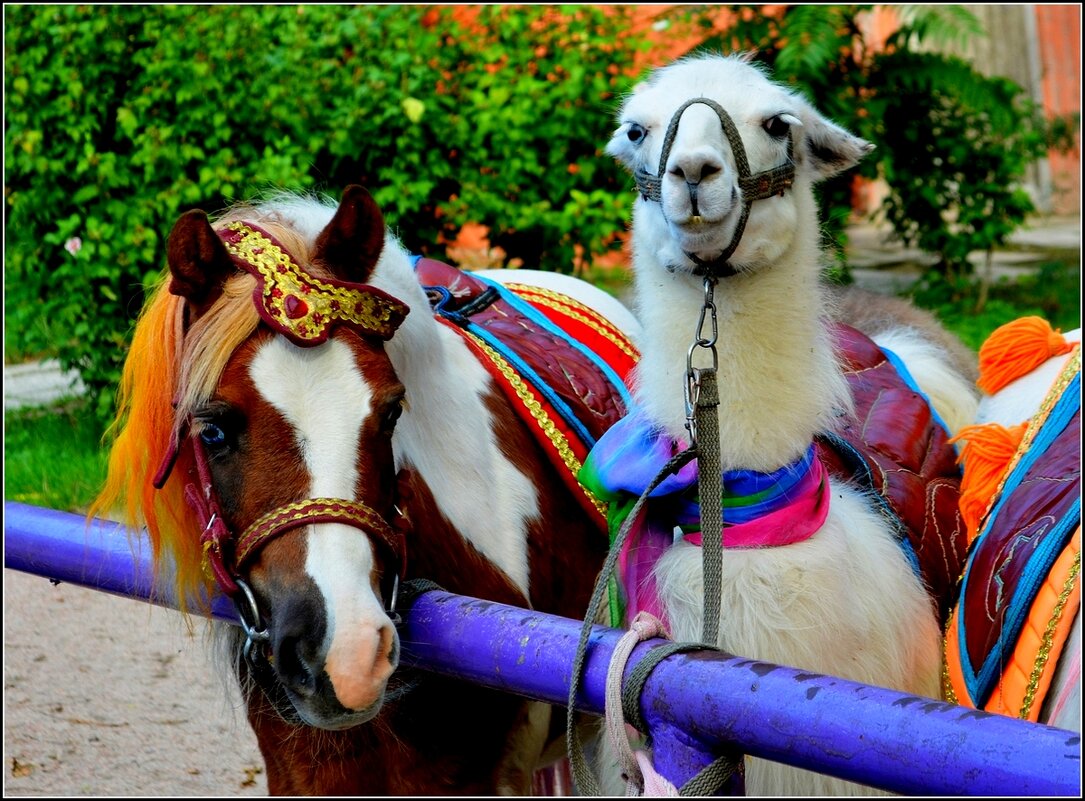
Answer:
[199,422,228,448]
[380,398,405,435]
[626,123,647,143]
[194,406,242,451]
[763,115,792,139]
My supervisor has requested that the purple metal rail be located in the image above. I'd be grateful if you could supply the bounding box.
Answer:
[4,501,1081,795]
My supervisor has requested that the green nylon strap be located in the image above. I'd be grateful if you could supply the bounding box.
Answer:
[620,641,707,733]
[694,368,723,647]
[679,752,743,796]
[396,577,446,605]
[567,447,698,795]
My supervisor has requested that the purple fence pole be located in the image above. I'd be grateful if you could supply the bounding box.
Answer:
[3,501,237,621]
[4,501,1081,796]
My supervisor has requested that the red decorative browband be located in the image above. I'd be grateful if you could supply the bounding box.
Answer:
[219,221,410,346]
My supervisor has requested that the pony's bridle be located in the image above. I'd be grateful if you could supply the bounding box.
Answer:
[153,221,412,662]
[633,97,795,278]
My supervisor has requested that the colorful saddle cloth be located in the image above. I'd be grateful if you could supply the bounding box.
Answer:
[412,257,639,531]
[580,322,969,627]
[944,346,1081,721]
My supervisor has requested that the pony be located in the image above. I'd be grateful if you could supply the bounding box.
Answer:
[583,53,981,795]
[91,184,641,794]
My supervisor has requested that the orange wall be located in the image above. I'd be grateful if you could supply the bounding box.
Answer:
[1036,4,1081,215]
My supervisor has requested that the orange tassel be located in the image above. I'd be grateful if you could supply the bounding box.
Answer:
[977,316,1074,395]
[949,422,1028,541]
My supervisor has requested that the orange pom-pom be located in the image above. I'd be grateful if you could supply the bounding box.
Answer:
[949,422,1028,541]
[977,316,1074,395]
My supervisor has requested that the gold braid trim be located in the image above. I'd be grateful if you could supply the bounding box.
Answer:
[1021,549,1080,718]
[462,329,609,519]
[223,222,407,342]
[504,283,640,361]
[942,612,958,704]
[236,498,393,566]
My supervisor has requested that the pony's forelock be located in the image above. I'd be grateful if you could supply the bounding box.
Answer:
[92,201,338,614]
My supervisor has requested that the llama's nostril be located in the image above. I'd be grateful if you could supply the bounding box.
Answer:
[700,163,721,181]
[669,165,686,182]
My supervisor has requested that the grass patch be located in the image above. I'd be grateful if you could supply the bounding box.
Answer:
[4,397,110,513]
[910,258,1080,351]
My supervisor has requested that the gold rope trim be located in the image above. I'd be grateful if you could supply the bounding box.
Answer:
[462,329,609,519]
[504,283,640,361]
[942,612,958,705]
[1020,549,1081,718]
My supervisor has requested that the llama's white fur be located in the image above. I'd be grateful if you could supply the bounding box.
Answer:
[606,54,967,795]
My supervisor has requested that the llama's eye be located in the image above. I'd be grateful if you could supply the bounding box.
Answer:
[626,123,646,143]
[763,115,791,139]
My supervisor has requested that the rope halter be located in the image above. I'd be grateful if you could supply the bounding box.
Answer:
[633,97,795,278]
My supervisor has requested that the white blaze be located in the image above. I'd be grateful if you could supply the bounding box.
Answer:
[250,337,395,710]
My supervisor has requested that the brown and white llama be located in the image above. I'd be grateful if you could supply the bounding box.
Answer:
[595,54,980,795]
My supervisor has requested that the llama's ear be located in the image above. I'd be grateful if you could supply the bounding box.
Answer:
[794,101,874,181]
[312,184,386,284]
[167,209,235,317]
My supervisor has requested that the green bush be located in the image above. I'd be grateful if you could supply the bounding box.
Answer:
[5,5,647,420]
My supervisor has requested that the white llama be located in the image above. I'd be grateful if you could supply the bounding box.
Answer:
[599,54,980,795]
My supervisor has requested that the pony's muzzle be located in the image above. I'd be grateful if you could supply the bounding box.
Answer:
[324,619,399,712]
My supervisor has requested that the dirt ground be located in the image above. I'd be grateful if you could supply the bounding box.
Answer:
[3,568,269,796]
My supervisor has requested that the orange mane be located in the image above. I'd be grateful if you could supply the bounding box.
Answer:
[89,207,321,614]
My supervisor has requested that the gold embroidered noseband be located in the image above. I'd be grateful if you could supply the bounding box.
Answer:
[219,221,409,345]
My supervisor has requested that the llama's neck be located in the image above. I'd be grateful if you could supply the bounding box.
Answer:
[369,243,536,594]
[631,229,850,473]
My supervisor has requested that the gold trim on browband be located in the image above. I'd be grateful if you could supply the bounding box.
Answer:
[221,221,409,345]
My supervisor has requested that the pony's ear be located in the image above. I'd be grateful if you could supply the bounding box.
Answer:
[312,184,386,284]
[167,209,235,316]
[793,97,875,181]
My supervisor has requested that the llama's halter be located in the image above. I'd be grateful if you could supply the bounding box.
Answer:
[154,221,410,661]
[634,97,795,278]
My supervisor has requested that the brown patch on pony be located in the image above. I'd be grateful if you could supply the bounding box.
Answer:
[312,185,386,284]
[398,472,529,609]
[239,649,536,794]
[480,387,610,619]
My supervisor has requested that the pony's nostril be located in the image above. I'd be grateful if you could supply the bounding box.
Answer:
[383,625,400,668]
[276,634,319,698]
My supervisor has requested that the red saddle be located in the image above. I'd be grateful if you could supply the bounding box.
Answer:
[816,323,969,624]
[413,257,639,530]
